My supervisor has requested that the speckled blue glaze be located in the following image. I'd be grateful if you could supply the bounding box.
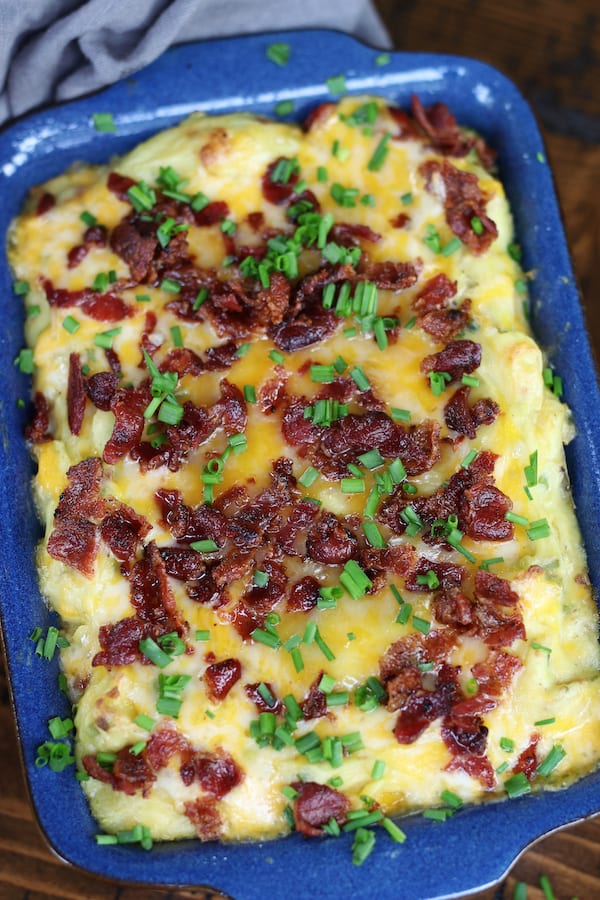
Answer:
[0,29,598,900]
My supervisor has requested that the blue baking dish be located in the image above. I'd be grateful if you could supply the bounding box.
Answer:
[1,28,599,900]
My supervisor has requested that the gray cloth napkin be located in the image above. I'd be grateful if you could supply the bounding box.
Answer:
[0,0,391,124]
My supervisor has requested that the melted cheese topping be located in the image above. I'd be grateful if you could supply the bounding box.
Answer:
[8,96,600,844]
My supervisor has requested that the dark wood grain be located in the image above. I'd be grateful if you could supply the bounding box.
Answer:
[1,1,599,897]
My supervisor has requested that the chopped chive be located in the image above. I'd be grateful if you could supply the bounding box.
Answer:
[536,744,566,777]
[161,278,181,294]
[423,808,451,822]
[169,325,183,348]
[371,759,385,780]
[326,691,349,707]
[266,43,291,66]
[440,790,463,809]
[341,477,365,493]
[129,740,147,756]
[343,810,384,832]
[62,315,80,334]
[193,288,208,310]
[441,236,463,257]
[504,772,532,798]
[375,53,391,66]
[92,112,116,132]
[412,616,431,635]
[26,304,40,318]
[127,182,156,211]
[14,279,30,295]
[500,736,515,752]
[195,629,210,641]
[416,569,439,590]
[253,569,269,588]
[136,294,151,303]
[314,627,335,661]
[381,817,406,843]
[134,714,155,731]
[190,539,219,553]
[317,165,328,183]
[461,374,479,387]
[429,371,452,396]
[326,74,347,95]
[269,349,285,365]
[531,641,552,654]
[515,278,528,295]
[310,364,336,383]
[526,519,551,541]
[362,521,387,549]
[251,628,280,649]
[275,99,294,116]
[340,560,373,600]
[367,132,392,172]
[139,636,173,669]
[243,385,257,403]
[534,717,556,727]
[220,218,236,236]
[496,761,509,775]
[349,365,370,391]
[505,511,529,527]
[480,556,504,571]
[460,449,478,469]
[351,827,376,865]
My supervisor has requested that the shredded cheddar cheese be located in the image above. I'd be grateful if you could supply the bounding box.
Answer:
[8,95,600,846]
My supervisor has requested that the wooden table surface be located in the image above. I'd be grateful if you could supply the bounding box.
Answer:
[1,1,599,898]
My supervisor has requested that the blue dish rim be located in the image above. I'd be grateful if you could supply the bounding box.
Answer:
[0,28,599,900]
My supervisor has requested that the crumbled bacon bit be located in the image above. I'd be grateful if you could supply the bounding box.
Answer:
[303,103,335,131]
[41,278,132,322]
[420,159,498,254]
[182,749,243,798]
[413,273,458,314]
[25,391,52,443]
[358,259,420,291]
[204,657,242,701]
[184,797,222,840]
[419,302,472,343]
[291,781,350,837]
[194,200,230,227]
[421,339,482,381]
[330,222,381,246]
[67,352,86,436]
[287,575,320,612]
[130,542,186,636]
[459,479,512,541]
[92,616,145,667]
[107,171,136,200]
[35,192,55,216]
[245,682,283,714]
[306,511,358,565]
[110,220,157,281]
[159,546,205,581]
[300,672,328,720]
[444,385,500,439]
[258,365,288,414]
[100,501,151,564]
[411,95,496,171]
[103,384,150,465]
[85,371,120,411]
[262,158,299,205]
[390,212,411,229]
[513,733,541,781]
